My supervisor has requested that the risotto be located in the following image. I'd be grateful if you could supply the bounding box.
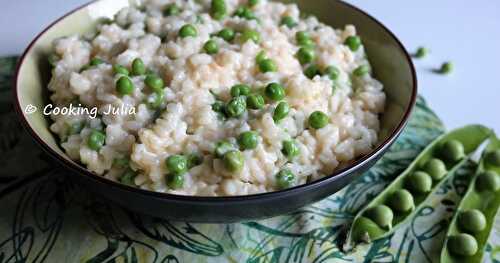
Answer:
[47,0,385,196]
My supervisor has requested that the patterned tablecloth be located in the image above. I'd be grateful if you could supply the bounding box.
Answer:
[0,56,498,263]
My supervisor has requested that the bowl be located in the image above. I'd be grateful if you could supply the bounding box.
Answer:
[14,0,417,223]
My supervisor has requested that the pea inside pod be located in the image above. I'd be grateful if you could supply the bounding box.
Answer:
[364,205,393,230]
[485,149,500,167]
[441,134,500,263]
[342,125,492,251]
[441,139,466,164]
[475,171,500,192]
[405,171,433,194]
[423,158,448,180]
[457,209,486,234]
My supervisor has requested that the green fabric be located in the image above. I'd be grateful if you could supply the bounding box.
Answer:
[0,56,498,263]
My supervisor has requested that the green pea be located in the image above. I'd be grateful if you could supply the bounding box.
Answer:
[255,51,267,64]
[344,36,362,51]
[304,64,320,79]
[116,76,135,95]
[167,173,184,189]
[165,155,188,175]
[248,0,259,7]
[457,209,487,234]
[308,111,329,129]
[439,62,453,74]
[405,171,433,194]
[324,65,340,80]
[280,16,297,28]
[163,4,180,16]
[475,171,500,192]
[203,39,219,54]
[282,140,300,159]
[211,0,227,20]
[265,82,285,101]
[351,216,385,243]
[215,140,236,158]
[120,168,137,186]
[246,94,265,110]
[387,189,414,213]
[276,169,295,189]
[88,130,106,151]
[113,157,129,168]
[259,58,278,73]
[447,233,478,256]
[179,24,198,38]
[212,100,225,113]
[364,205,394,229]
[223,150,244,172]
[241,29,260,43]
[300,38,316,49]
[415,47,428,58]
[238,131,259,150]
[187,153,204,168]
[146,69,156,75]
[230,84,251,97]
[113,64,129,76]
[146,91,164,109]
[90,57,105,66]
[296,31,310,45]
[353,65,370,76]
[144,75,164,92]
[273,101,290,122]
[48,54,59,68]
[233,7,245,17]
[485,149,500,167]
[217,28,235,42]
[234,6,256,20]
[296,47,315,65]
[441,139,465,163]
[423,158,447,181]
[131,58,146,76]
[226,96,247,118]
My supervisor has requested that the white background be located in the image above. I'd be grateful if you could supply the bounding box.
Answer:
[2,0,499,132]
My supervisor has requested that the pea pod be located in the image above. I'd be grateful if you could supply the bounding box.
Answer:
[441,134,500,263]
[342,125,492,251]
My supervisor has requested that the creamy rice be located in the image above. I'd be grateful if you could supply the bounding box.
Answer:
[48,0,385,196]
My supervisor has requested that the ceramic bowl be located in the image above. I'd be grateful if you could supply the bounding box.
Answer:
[14,0,417,222]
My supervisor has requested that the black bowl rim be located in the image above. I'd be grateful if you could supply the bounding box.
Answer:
[13,0,417,204]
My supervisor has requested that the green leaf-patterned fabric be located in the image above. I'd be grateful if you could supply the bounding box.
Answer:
[0,56,498,263]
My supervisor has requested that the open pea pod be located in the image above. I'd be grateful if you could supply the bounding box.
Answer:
[440,134,500,263]
[342,125,492,252]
